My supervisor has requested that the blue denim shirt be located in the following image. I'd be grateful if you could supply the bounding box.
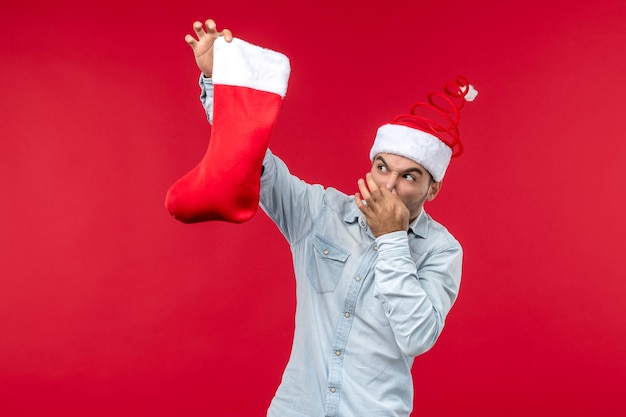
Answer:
[200,76,463,417]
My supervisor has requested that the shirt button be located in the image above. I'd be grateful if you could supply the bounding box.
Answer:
[344,312,350,318]
[355,276,361,282]
[373,245,379,251]
[330,387,336,393]
[335,350,342,356]
[323,249,329,256]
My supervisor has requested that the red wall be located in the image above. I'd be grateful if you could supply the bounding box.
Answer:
[1,1,625,416]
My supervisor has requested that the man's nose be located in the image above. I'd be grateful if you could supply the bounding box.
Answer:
[385,173,399,191]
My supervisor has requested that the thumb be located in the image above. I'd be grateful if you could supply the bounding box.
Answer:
[221,29,233,42]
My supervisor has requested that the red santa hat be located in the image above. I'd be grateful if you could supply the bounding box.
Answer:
[369,76,477,182]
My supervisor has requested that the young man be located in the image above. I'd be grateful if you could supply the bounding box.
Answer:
[168,19,475,417]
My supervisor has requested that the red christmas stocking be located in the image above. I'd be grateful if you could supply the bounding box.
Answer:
[165,37,290,223]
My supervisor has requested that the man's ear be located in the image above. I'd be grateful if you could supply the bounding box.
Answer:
[427,181,442,201]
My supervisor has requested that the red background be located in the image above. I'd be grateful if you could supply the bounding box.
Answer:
[1,0,625,416]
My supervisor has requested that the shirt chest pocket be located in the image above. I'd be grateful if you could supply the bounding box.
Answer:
[306,234,351,294]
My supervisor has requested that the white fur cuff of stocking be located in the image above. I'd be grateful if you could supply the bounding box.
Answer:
[212,37,291,98]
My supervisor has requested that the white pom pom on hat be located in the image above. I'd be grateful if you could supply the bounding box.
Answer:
[369,76,477,182]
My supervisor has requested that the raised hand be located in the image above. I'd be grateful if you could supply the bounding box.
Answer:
[185,19,233,77]
[355,173,410,237]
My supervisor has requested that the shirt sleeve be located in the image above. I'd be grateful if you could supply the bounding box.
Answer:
[199,74,214,124]
[373,230,462,357]
[259,150,326,245]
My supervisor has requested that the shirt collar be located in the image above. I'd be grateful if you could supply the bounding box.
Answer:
[343,203,363,225]
[408,209,429,238]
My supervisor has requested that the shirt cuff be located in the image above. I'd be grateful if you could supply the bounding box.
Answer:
[199,74,215,124]
[375,231,412,259]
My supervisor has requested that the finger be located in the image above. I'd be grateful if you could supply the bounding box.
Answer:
[377,184,402,207]
[192,20,206,37]
[376,179,393,197]
[354,192,369,214]
[184,33,197,47]
[364,173,382,201]
[221,28,233,42]
[204,19,218,35]
[357,178,372,201]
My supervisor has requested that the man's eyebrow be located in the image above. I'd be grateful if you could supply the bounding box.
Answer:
[402,167,424,176]
[374,155,388,166]
[375,155,424,176]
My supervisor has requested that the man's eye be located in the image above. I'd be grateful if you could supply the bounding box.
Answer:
[403,174,415,181]
[377,165,387,172]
